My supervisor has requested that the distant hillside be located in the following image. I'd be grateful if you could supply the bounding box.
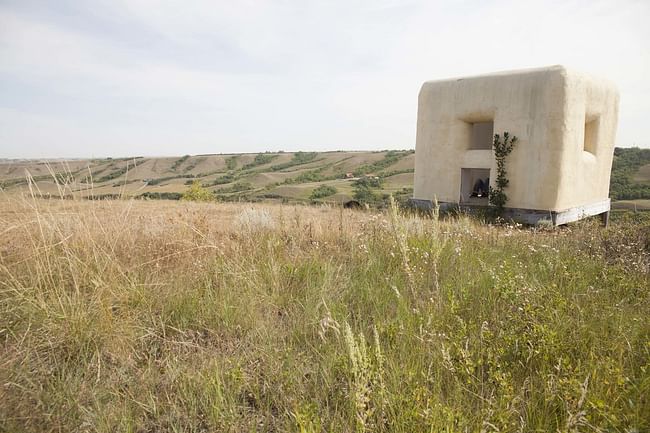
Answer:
[0,151,415,206]
[2,147,648,208]
[610,147,650,200]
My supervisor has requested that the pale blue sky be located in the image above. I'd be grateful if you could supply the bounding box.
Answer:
[1,0,649,158]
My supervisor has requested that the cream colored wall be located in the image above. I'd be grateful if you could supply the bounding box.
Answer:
[554,71,619,210]
[413,65,619,212]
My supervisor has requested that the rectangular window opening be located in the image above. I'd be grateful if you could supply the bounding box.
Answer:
[584,116,599,155]
[469,121,494,150]
[460,168,490,205]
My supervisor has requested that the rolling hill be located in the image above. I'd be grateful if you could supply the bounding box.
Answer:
[1,147,649,208]
[0,150,415,205]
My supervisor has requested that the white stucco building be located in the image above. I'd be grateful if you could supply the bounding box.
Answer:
[412,65,619,225]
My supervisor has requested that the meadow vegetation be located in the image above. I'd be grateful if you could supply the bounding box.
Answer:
[310,185,337,200]
[0,196,648,432]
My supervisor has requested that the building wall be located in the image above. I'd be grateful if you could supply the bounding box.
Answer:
[555,71,619,210]
[413,65,619,212]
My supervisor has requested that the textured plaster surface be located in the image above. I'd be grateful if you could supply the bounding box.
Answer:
[413,65,619,212]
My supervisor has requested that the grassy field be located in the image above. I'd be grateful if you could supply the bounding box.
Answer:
[0,196,648,432]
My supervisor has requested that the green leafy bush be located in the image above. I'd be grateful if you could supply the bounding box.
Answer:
[95,166,128,183]
[148,174,195,186]
[225,156,239,170]
[243,153,279,170]
[270,152,319,171]
[353,177,383,189]
[353,177,386,206]
[138,191,183,200]
[218,182,253,193]
[310,184,337,199]
[207,173,237,186]
[284,169,326,184]
[171,155,190,171]
[181,180,214,202]
[352,150,413,176]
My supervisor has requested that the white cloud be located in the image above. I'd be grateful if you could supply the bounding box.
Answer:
[0,0,648,158]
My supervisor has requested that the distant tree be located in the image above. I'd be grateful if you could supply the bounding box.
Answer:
[182,180,214,202]
[353,186,377,204]
[353,177,383,189]
[225,156,239,171]
[310,184,337,199]
[352,177,384,205]
[609,147,650,200]
[243,153,279,170]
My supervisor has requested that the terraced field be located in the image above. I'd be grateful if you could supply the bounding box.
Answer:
[0,151,415,205]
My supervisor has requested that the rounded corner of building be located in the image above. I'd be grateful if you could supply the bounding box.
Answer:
[537,65,571,95]
[550,64,569,75]
[539,64,568,81]
[418,83,429,100]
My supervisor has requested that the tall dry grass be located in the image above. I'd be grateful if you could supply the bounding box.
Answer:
[0,195,648,432]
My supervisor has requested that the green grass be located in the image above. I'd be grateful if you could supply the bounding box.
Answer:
[0,198,648,432]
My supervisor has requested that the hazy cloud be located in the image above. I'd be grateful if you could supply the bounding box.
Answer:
[1,0,648,158]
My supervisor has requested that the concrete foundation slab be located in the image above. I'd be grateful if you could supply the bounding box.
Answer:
[408,198,610,226]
